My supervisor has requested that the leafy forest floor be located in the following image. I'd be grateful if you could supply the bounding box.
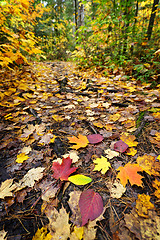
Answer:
[0,61,160,240]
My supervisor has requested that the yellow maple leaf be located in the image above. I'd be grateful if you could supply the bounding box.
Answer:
[109,113,121,122]
[93,122,104,128]
[154,132,160,141]
[136,154,160,176]
[70,226,84,240]
[152,179,160,199]
[120,133,138,147]
[105,124,114,131]
[136,194,154,218]
[152,112,160,120]
[16,153,29,163]
[68,134,89,150]
[126,147,137,156]
[32,226,52,240]
[93,156,111,174]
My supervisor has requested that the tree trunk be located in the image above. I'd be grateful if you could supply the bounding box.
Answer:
[74,0,78,31]
[147,0,159,41]
[78,1,84,27]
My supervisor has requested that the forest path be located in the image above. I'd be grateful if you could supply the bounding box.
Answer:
[0,61,160,240]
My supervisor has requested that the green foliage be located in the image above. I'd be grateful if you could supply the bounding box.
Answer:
[71,0,160,78]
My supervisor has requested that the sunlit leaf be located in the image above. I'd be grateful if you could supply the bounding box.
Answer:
[68,174,92,185]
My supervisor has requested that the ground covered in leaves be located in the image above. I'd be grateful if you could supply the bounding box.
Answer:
[0,61,160,240]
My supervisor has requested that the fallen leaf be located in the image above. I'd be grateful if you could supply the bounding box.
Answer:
[68,174,92,185]
[114,140,129,153]
[69,191,82,226]
[15,167,45,191]
[93,156,111,174]
[152,179,160,199]
[93,122,104,128]
[20,146,32,154]
[70,226,84,240]
[154,132,160,141]
[87,134,104,144]
[0,179,16,199]
[39,133,56,145]
[117,162,143,187]
[136,154,160,176]
[124,209,160,240]
[46,206,70,240]
[16,153,29,163]
[68,134,89,150]
[120,133,138,147]
[126,147,137,156]
[79,189,103,226]
[63,150,79,163]
[83,207,105,240]
[32,227,52,240]
[52,115,64,122]
[105,124,114,131]
[104,149,119,159]
[109,113,121,121]
[0,230,7,240]
[51,157,77,181]
[136,194,155,218]
[106,179,126,199]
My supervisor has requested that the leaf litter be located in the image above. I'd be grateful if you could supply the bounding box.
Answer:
[0,61,160,239]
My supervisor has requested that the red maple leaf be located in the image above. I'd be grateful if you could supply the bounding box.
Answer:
[51,157,77,181]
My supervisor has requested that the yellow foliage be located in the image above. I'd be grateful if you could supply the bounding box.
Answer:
[0,0,44,68]
[136,194,155,218]
[32,227,52,240]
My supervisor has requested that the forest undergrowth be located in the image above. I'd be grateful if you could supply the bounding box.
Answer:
[0,61,160,240]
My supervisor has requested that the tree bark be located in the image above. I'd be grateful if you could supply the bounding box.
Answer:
[147,0,159,41]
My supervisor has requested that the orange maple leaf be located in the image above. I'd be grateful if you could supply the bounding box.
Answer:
[68,134,89,150]
[117,162,143,187]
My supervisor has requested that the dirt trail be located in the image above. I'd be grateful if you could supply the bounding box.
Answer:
[0,61,160,240]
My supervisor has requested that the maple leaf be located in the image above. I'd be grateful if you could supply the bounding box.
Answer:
[93,156,111,174]
[0,179,17,199]
[79,189,103,226]
[106,179,126,199]
[152,179,160,199]
[68,134,89,150]
[116,162,143,187]
[45,206,70,240]
[104,149,119,159]
[0,230,7,240]
[16,153,29,163]
[109,113,121,121]
[51,157,77,181]
[15,167,45,191]
[32,227,52,240]
[136,154,160,176]
[136,194,155,218]
[120,133,138,147]
[126,147,137,156]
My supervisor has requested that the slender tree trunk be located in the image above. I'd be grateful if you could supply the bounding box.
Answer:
[130,0,139,55]
[74,0,78,31]
[78,1,84,27]
[147,0,159,41]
